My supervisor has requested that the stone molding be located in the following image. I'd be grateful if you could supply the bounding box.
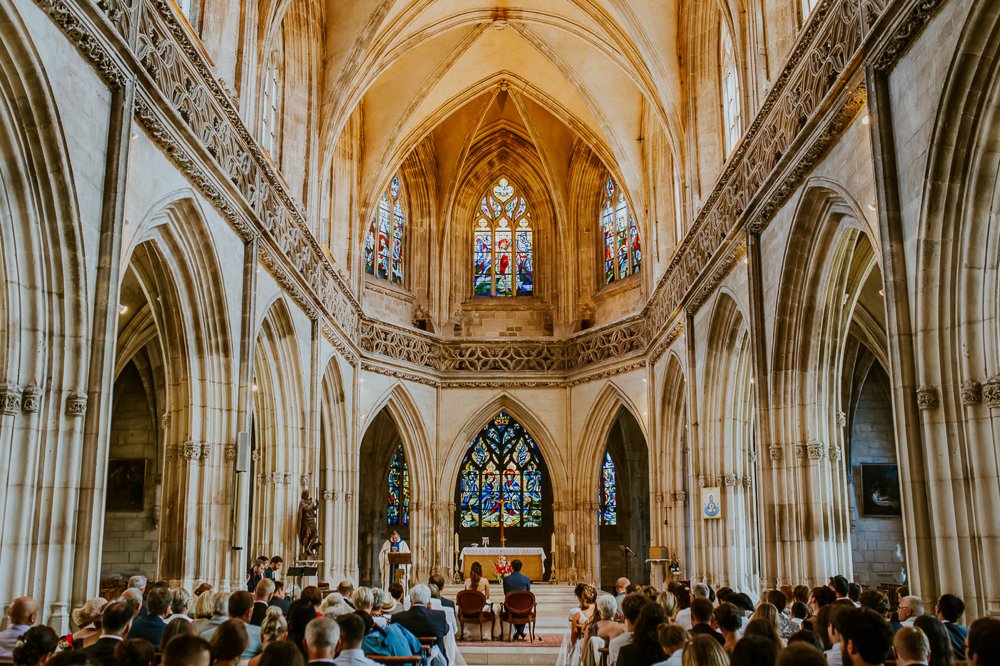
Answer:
[166,441,211,463]
[982,376,1000,408]
[37,0,944,383]
[960,380,982,405]
[0,385,22,415]
[66,392,88,417]
[224,444,237,461]
[670,491,688,502]
[21,384,41,413]
[916,386,939,410]
[768,445,783,463]
[795,440,827,460]
[321,490,336,501]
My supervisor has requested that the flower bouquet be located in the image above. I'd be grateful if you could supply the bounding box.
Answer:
[668,553,681,576]
[494,554,513,581]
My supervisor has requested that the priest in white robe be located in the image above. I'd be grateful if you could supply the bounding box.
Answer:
[378,530,410,590]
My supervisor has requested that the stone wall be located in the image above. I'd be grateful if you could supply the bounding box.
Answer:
[100,363,159,580]
[848,367,905,587]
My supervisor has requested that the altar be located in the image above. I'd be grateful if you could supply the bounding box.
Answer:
[459,547,547,581]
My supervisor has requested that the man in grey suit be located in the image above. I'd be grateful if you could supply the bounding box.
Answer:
[502,560,531,639]
[334,614,379,666]
[305,616,340,666]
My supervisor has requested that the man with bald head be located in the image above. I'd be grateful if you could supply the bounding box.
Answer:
[0,597,38,664]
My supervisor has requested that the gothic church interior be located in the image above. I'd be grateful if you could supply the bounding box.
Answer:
[2,0,999,633]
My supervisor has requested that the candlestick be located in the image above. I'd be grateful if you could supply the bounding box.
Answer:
[454,532,459,554]
[550,532,556,552]
[569,532,576,553]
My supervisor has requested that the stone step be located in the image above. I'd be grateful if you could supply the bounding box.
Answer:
[459,646,561,666]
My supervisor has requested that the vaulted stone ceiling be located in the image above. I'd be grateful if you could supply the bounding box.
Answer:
[320,0,683,215]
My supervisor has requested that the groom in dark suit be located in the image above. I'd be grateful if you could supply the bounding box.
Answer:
[390,585,448,653]
[502,560,531,639]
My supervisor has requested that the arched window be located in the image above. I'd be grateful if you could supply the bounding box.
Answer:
[473,177,533,297]
[720,24,741,156]
[801,0,820,22]
[386,444,410,526]
[599,452,618,526]
[364,176,405,284]
[261,34,284,162]
[600,178,642,284]
[459,412,543,527]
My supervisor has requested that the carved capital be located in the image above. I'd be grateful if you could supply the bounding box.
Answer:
[671,491,688,502]
[916,386,939,410]
[960,380,982,405]
[836,410,847,427]
[722,473,739,487]
[224,445,238,461]
[697,475,706,487]
[301,473,312,487]
[983,376,1000,407]
[768,445,783,463]
[21,384,41,413]
[796,440,825,461]
[66,391,88,417]
[170,441,210,464]
[829,444,843,463]
[161,412,170,429]
[0,384,22,415]
[321,490,336,501]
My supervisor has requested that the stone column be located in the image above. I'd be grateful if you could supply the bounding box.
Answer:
[72,79,136,613]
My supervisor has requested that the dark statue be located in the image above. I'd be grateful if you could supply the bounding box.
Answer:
[297,490,321,558]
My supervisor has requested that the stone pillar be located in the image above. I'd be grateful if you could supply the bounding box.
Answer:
[71,79,136,616]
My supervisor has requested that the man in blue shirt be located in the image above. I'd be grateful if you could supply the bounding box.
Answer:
[502,560,531,639]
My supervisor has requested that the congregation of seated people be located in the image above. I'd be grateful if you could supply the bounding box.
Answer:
[559,576,999,666]
[1,567,998,666]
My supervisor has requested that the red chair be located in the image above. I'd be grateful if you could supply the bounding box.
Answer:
[456,590,496,640]
[500,590,537,642]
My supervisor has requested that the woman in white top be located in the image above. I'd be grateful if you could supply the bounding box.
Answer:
[464,561,491,600]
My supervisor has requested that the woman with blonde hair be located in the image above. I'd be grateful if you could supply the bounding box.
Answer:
[248,607,287,666]
[190,591,217,637]
[656,591,678,620]
[681,634,729,666]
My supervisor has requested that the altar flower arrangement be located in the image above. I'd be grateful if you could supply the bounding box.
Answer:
[668,553,681,576]
[494,554,513,581]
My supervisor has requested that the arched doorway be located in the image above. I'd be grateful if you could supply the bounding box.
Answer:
[454,412,553,579]
[357,410,412,587]
[597,407,651,589]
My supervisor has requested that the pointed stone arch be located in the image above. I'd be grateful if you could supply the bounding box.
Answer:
[356,382,434,584]
[908,0,1000,615]
[251,298,308,560]
[0,0,89,621]
[113,194,236,587]
[318,355,350,581]
[656,353,690,566]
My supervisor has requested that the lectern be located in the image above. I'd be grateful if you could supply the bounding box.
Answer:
[387,552,412,589]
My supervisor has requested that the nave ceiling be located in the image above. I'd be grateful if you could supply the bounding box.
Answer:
[315,0,682,223]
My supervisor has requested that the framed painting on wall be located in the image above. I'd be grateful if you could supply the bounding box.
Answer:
[859,463,901,516]
[701,486,722,520]
[106,458,146,511]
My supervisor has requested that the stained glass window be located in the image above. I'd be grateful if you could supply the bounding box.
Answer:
[459,412,543,528]
[473,177,533,297]
[600,178,642,284]
[364,175,405,285]
[599,452,618,526]
[386,444,410,526]
[721,25,742,156]
[260,33,283,162]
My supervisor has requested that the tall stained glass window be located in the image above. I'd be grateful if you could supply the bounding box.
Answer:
[599,452,618,526]
[473,177,533,297]
[459,412,543,528]
[364,175,405,285]
[721,25,742,156]
[600,178,642,284]
[386,444,410,526]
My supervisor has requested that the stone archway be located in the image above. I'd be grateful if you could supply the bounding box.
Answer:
[453,411,554,580]
[356,409,412,588]
[597,407,651,590]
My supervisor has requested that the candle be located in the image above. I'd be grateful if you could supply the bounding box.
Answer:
[550,532,556,552]
[454,532,459,553]
[569,532,576,552]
